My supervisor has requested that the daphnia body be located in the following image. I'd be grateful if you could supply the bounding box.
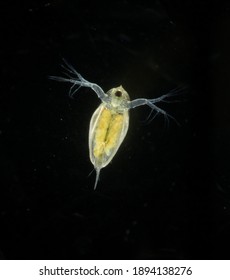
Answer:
[50,61,177,189]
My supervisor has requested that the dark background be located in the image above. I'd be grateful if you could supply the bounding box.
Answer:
[1,0,230,259]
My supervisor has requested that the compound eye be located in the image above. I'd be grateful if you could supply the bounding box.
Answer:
[115,90,122,97]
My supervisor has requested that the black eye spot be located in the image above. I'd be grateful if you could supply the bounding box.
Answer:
[115,90,122,97]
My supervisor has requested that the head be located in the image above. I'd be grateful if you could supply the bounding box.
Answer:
[106,86,130,111]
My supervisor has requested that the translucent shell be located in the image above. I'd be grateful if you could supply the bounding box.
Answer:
[89,104,129,170]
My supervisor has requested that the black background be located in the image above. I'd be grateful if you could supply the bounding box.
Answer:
[1,0,230,259]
